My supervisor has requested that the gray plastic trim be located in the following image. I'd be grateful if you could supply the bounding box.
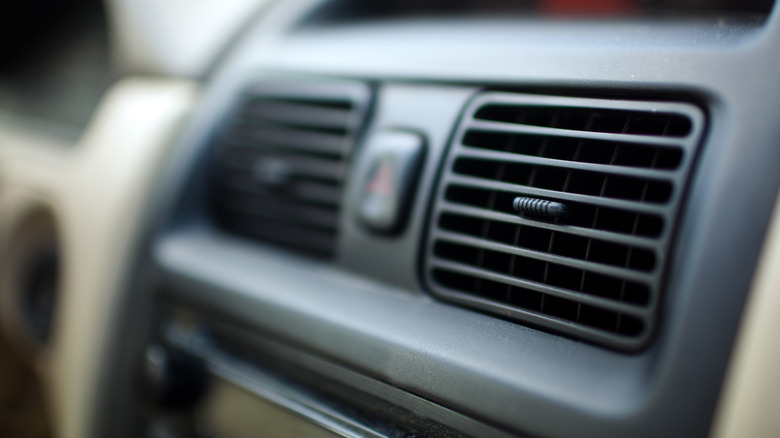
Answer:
[156,226,649,436]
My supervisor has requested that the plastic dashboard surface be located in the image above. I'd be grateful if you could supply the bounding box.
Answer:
[102,1,780,438]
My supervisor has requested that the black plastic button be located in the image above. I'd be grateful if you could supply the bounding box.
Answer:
[356,130,425,234]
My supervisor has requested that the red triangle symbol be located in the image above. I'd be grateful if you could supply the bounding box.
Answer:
[366,160,394,196]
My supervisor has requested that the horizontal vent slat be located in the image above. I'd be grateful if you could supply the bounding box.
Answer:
[433,229,655,281]
[467,119,692,146]
[249,82,367,105]
[443,185,666,239]
[218,150,346,183]
[473,104,692,137]
[462,130,684,171]
[447,174,669,215]
[240,101,356,132]
[437,211,657,274]
[216,175,342,207]
[219,193,339,231]
[430,270,647,342]
[438,201,660,248]
[429,259,648,317]
[227,125,352,157]
[457,147,678,181]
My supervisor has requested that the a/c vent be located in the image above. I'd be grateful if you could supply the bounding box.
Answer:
[211,80,371,258]
[424,92,705,350]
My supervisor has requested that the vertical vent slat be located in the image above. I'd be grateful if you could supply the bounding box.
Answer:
[425,92,704,350]
[210,80,371,258]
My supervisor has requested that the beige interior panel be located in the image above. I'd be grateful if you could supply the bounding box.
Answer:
[200,378,343,438]
[712,192,780,438]
[0,78,198,438]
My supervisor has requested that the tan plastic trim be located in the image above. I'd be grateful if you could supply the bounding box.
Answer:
[712,191,780,438]
[0,78,198,438]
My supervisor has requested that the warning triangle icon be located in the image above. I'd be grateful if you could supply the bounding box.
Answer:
[366,159,394,196]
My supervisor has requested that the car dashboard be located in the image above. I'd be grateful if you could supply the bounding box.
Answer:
[1,1,780,438]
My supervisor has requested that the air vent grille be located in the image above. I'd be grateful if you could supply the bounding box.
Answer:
[425,92,704,350]
[211,80,371,258]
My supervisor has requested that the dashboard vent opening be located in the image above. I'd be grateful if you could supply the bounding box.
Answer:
[425,92,704,350]
[211,80,371,259]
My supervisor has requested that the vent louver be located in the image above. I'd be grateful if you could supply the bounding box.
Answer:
[211,80,371,258]
[425,92,704,350]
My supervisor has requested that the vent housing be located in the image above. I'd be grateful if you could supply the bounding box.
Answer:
[211,80,371,258]
[425,92,704,350]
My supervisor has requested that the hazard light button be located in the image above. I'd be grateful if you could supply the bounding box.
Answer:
[356,130,425,234]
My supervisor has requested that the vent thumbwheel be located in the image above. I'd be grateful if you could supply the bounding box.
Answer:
[424,92,705,350]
